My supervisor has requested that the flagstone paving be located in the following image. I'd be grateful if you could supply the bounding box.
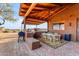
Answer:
[0,38,79,56]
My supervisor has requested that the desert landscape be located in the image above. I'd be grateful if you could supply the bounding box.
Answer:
[0,33,18,39]
[0,27,19,39]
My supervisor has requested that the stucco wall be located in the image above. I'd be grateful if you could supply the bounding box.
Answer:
[48,4,79,41]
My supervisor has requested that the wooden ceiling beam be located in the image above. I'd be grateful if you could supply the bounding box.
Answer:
[19,12,25,16]
[22,19,44,25]
[49,4,73,19]
[24,3,60,9]
[28,10,50,21]
[44,7,61,19]
[24,20,44,25]
[26,20,44,23]
[37,3,60,8]
[27,16,47,22]
[43,4,70,20]
[21,7,47,11]
[19,11,42,16]
[19,3,37,16]
[21,3,37,26]
[21,3,49,11]
[51,3,67,6]
[20,8,42,14]
[25,22,41,25]
[19,3,59,16]
[24,3,37,17]
[36,11,49,19]
[26,18,46,22]
[22,16,46,25]
[25,22,40,25]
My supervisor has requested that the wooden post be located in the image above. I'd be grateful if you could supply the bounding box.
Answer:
[47,21,50,32]
[47,21,49,32]
[36,25,37,28]
[47,9,51,32]
[23,3,37,41]
[24,18,26,32]
[24,17,27,41]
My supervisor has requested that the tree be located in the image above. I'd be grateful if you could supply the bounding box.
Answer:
[0,3,16,25]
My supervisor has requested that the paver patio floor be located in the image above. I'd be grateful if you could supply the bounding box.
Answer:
[0,38,79,56]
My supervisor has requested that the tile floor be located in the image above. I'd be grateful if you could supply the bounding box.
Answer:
[0,38,79,56]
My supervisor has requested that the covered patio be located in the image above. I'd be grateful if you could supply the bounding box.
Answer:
[15,3,79,55]
[19,3,79,41]
[19,3,73,49]
[1,3,79,56]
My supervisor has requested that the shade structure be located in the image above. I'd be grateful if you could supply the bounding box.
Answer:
[19,3,73,25]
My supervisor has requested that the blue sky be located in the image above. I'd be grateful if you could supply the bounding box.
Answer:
[0,3,47,29]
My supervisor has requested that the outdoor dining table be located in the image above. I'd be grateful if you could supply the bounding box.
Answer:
[44,33,53,41]
[42,33,61,43]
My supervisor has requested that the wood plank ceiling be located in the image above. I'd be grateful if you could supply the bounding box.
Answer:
[19,3,73,25]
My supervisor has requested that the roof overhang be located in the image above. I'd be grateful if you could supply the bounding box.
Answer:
[19,3,73,25]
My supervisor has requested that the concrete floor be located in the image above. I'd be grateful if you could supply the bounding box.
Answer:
[0,38,79,56]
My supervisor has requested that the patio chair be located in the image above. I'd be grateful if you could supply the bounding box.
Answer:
[42,34,47,41]
[46,35,52,42]
[53,34,61,42]
[33,32,42,39]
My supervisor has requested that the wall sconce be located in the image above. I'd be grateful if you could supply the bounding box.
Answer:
[70,15,73,17]
[69,15,72,27]
[69,22,72,26]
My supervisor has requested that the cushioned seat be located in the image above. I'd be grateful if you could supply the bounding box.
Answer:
[33,32,42,39]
